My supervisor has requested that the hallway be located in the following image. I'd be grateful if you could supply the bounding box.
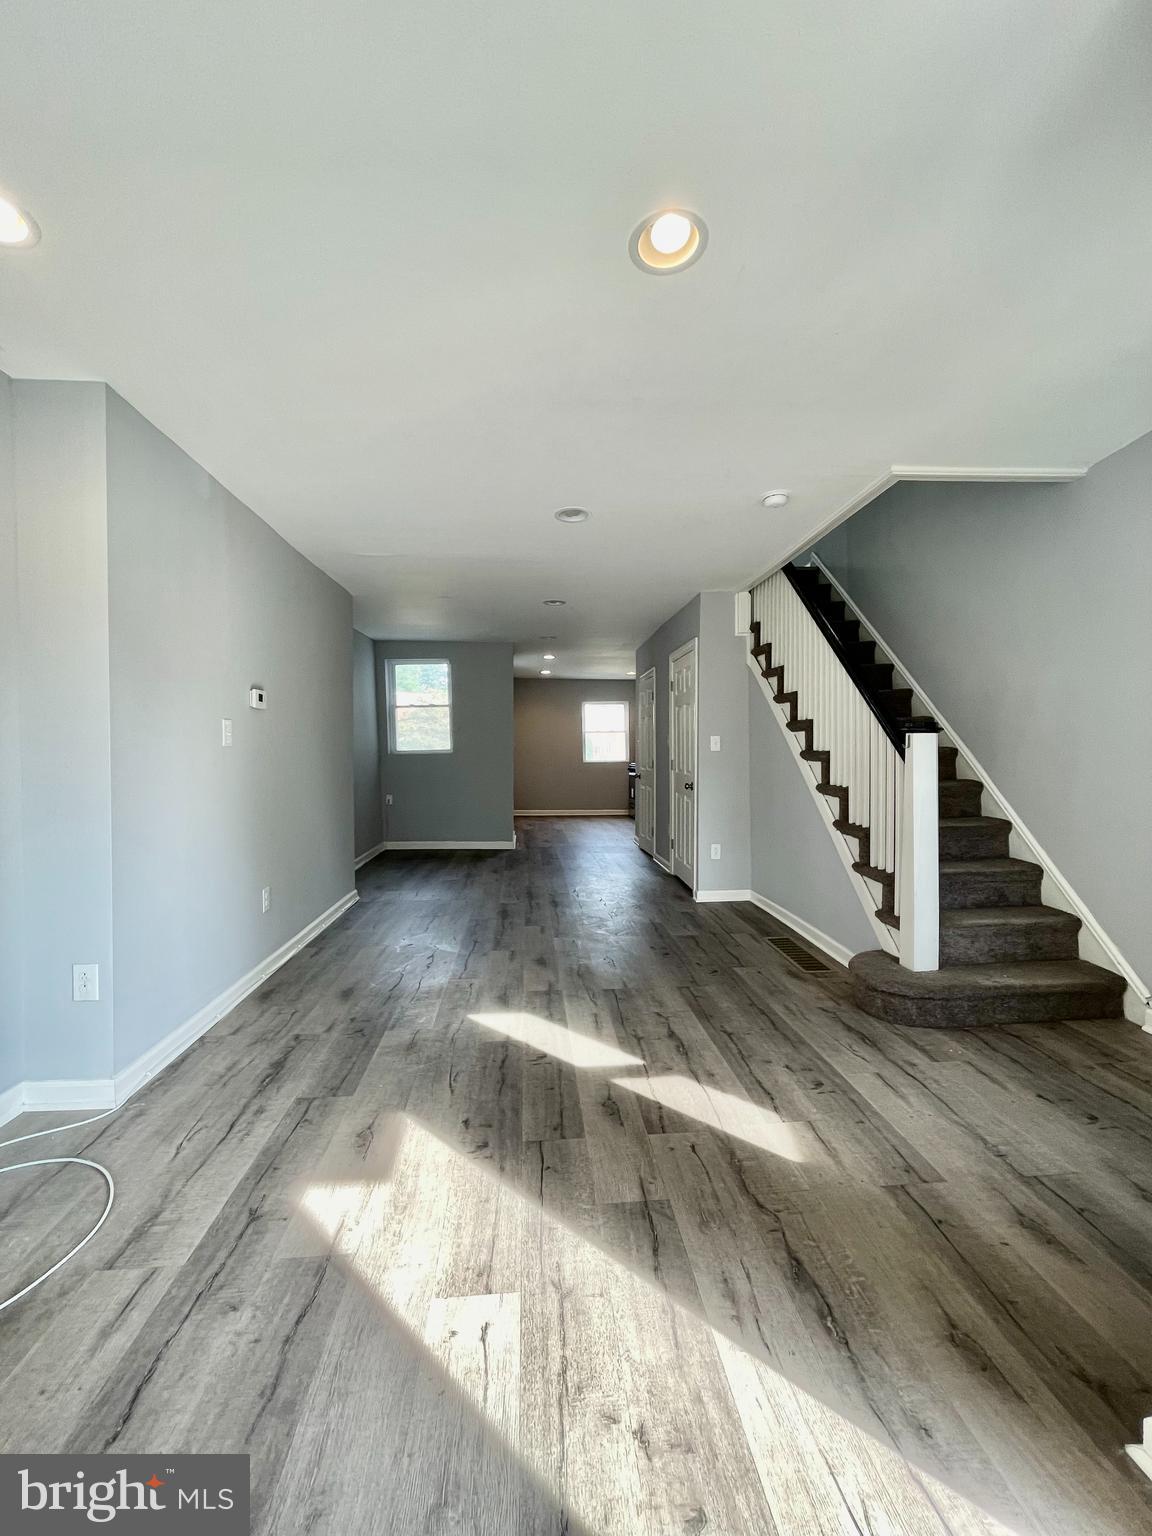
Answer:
[2,817,1151,1533]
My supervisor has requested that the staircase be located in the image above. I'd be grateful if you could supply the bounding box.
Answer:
[750,565,1125,1028]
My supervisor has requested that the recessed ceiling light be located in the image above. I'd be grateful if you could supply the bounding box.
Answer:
[540,669,552,676]
[761,490,790,509]
[543,598,566,606]
[554,507,590,524]
[0,193,39,247]
[543,652,556,660]
[629,208,707,275]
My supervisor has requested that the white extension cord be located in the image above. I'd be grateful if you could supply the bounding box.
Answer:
[0,1109,118,1312]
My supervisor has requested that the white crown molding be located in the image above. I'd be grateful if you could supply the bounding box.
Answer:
[889,465,1087,482]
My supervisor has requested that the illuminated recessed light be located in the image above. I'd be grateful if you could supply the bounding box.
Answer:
[540,669,552,676]
[0,193,39,247]
[629,208,707,275]
[761,490,790,509]
[543,652,556,660]
[543,598,566,606]
[554,507,590,524]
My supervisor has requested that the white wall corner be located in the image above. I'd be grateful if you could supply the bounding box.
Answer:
[734,590,751,635]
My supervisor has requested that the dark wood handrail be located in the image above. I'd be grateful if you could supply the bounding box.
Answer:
[779,563,939,760]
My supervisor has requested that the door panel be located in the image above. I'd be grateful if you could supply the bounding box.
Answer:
[635,667,656,855]
[669,641,697,889]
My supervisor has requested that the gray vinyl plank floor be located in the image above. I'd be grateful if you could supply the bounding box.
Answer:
[2,816,1152,1534]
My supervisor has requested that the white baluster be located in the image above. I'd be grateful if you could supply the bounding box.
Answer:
[897,729,940,970]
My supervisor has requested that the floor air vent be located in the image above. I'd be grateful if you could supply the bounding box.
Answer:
[766,934,829,973]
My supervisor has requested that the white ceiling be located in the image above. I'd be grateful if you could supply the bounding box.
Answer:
[2,1,1151,678]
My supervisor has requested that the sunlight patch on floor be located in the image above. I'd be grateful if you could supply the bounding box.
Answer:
[469,1010,644,1070]
[296,1113,1024,1536]
[612,1074,808,1162]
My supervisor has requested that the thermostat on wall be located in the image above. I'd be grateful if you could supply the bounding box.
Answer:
[249,686,268,710]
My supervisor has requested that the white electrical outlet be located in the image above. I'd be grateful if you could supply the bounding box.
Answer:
[73,963,99,1001]
[221,718,233,747]
[385,793,394,805]
[262,886,271,913]
[710,735,721,751]
[710,844,722,860]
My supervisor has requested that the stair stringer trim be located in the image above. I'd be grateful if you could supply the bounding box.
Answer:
[808,553,1151,1027]
[744,639,898,958]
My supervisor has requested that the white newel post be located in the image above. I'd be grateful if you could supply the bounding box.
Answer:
[898,728,940,971]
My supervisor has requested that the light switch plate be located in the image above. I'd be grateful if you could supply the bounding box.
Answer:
[221,718,233,747]
[710,735,721,751]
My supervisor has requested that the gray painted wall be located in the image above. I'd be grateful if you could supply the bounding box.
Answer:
[106,390,354,1074]
[14,382,116,1084]
[635,593,750,893]
[514,678,634,813]
[748,670,877,955]
[353,630,383,857]
[375,640,514,843]
[0,373,22,1098]
[814,430,1152,982]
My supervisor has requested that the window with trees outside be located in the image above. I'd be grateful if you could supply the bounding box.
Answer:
[582,700,629,763]
[389,659,453,753]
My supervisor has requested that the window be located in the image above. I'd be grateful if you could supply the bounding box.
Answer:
[389,659,452,753]
[582,700,629,763]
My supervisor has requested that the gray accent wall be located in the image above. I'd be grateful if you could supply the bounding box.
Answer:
[353,630,384,858]
[748,670,877,956]
[1,377,355,1099]
[105,390,354,1074]
[514,678,634,813]
[13,382,116,1084]
[375,641,514,843]
[814,430,1152,983]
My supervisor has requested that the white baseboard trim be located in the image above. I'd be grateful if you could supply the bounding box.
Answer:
[745,892,855,968]
[354,839,388,869]
[1126,1419,1152,1483]
[653,853,673,874]
[1,889,360,1130]
[383,839,517,851]
[514,809,631,817]
[695,889,754,904]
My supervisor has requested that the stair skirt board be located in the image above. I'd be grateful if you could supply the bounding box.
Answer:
[0,889,360,1131]
[807,553,1149,1026]
[514,809,631,817]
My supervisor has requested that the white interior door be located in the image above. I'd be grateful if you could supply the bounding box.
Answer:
[635,667,656,854]
[669,640,697,889]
